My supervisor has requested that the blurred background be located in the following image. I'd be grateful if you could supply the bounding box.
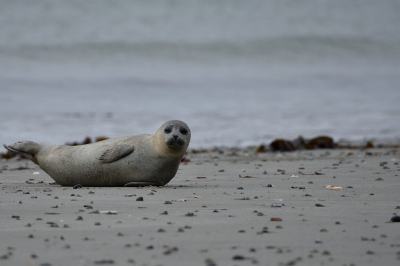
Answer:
[1,0,399,148]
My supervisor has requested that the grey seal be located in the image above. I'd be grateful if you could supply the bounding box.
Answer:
[3,120,191,187]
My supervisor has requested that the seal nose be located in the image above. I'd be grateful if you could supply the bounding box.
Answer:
[173,135,179,140]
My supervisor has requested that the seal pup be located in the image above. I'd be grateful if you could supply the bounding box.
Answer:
[3,120,191,187]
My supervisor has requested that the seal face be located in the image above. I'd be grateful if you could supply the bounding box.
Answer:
[3,120,191,187]
[156,120,191,152]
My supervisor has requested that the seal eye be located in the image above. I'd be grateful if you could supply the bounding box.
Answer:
[179,128,188,135]
[164,127,172,134]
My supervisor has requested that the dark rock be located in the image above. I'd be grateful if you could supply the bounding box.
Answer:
[232,255,246,260]
[391,215,400,222]
[136,197,144,201]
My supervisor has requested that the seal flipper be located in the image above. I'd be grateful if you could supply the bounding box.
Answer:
[99,143,135,163]
[3,141,41,164]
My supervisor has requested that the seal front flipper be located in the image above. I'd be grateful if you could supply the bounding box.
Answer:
[99,143,135,163]
[3,141,41,164]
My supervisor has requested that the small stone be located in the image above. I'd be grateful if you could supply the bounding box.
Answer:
[315,203,325,207]
[160,211,168,215]
[391,215,400,222]
[164,201,172,204]
[76,216,83,220]
[73,184,82,189]
[136,197,143,201]
[270,217,282,222]
[163,247,178,255]
[185,212,195,217]
[94,222,101,226]
[205,258,217,266]
[232,255,246,260]
[157,228,165,233]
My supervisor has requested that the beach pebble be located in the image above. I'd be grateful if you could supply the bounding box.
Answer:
[390,215,400,222]
[177,199,187,202]
[205,258,217,266]
[232,255,245,260]
[11,215,20,219]
[321,250,331,256]
[136,197,143,201]
[270,217,282,222]
[73,184,82,189]
[163,246,178,255]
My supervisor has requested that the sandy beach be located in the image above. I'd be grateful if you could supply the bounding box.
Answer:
[0,147,399,266]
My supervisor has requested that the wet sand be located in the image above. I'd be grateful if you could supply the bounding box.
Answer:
[0,148,399,266]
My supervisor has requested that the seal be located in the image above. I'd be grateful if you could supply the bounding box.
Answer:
[3,120,191,187]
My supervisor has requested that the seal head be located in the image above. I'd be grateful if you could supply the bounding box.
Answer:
[155,120,191,155]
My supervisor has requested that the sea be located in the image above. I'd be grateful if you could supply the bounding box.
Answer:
[1,0,400,149]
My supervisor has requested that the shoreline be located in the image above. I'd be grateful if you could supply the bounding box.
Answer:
[0,148,399,266]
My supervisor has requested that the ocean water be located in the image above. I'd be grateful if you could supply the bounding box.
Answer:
[1,0,400,148]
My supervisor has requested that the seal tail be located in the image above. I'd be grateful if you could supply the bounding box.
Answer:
[3,141,41,164]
